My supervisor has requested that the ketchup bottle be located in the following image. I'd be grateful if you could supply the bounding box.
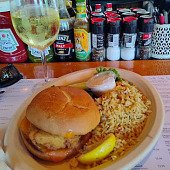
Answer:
[0,0,28,63]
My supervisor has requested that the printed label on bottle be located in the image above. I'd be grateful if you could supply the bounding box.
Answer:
[0,29,19,53]
[123,33,137,48]
[92,34,104,49]
[74,29,91,61]
[137,45,151,59]
[76,6,86,13]
[108,34,119,47]
[54,29,75,61]
[140,32,152,46]
[136,32,152,60]
[28,46,50,58]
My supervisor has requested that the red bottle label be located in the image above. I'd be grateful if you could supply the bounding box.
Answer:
[0,11,28,63]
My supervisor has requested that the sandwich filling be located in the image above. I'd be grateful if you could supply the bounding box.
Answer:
[21,118,82,151]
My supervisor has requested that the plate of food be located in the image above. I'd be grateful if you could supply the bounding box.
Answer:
[3,67,164,170]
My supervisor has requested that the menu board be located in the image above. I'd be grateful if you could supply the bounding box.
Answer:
[0,76,170,169]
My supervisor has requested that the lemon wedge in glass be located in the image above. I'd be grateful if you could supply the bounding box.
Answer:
[78,134,116,164]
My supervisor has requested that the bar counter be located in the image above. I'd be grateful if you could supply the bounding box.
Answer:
[1,60,170,78]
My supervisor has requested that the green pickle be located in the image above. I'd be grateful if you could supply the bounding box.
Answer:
[28,46,54,63]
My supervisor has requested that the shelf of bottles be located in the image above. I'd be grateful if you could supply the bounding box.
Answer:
[0,0,158,63]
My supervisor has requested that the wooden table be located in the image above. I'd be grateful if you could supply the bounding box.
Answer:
[0,60,170,79]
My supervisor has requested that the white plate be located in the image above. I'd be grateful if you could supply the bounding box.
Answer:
[3,68,164,170]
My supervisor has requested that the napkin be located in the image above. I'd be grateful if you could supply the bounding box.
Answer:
[0,129,11,170]
[0,161,11,170]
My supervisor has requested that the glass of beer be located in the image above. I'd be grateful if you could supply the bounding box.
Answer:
[10,0,60,83]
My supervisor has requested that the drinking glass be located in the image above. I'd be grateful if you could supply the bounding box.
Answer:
[10,0,60,83]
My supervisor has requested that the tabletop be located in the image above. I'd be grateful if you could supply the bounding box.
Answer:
[0,60,170,169]
[0,60,170,79]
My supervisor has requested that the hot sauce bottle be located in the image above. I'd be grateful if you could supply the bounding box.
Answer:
[74,3,91,61]
[0,0,28,63]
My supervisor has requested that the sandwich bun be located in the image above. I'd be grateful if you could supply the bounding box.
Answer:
[26,86,100,136]
[19,86,100,162]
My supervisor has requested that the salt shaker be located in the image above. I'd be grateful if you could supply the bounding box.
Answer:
[106,18,121,61]
[121,16,137,60]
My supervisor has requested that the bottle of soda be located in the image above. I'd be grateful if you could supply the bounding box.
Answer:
[53,0,75,61]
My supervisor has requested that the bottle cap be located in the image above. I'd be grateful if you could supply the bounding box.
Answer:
[91,11,105,18]
[91,17,105,23]
[130,8,143,12]
[159,13,165,25]
[123,16,137,33]
[106,12,120,18]
[0,0,10,12]
[138,15,154,32]
[136,9,147,13]
[107,18,121,34]
[118,8,131,14]
[104,11,116,16]
[136,10,150,17]
[121,12,135,18]
[106,3,112,9]
[91,17,105,34]
[95,4,101,10]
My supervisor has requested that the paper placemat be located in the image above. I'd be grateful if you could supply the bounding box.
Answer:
[0,76,170,169]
